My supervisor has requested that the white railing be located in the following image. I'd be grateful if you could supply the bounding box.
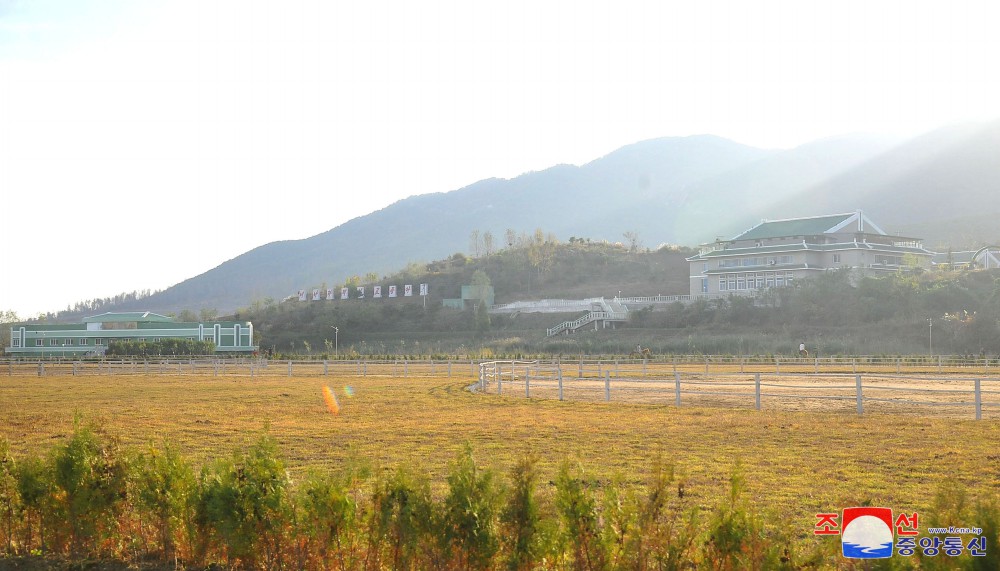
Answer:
[0,358,484,379]
[477,360,539,393]
[489,297,607,314]
[615,294,691,304]
[476,364,1000,420]
[545,311,628,337]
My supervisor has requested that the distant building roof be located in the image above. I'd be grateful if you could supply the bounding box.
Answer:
[82,312,174,324]
[733,212,888,241]
[932,249,1000,267]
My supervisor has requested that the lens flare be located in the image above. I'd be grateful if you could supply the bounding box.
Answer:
[343,385,355,398]
[322,385,340,415]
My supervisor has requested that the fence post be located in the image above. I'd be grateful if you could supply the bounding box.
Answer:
[856,375,863,415]
[814,357,819,374]
[38,362,44,377]
[288,361,292,377]
[448,361,452,378]
[775,357,780,375]
[674,372,681,406]
[526,370,531,398]
[498,367,503,395]
[755,373,761,410]
[597,360,602,378]
[852,359,857,374]
[938,355,943,374]
[705,356,709,374]
[614,359,619,377]
[579,359,583,377]
[404,359,409,377]
[740,358,745,374]
[604,372,610,402]
[975,378,982,420]
[364,361,367,376]
[558,367,564,401]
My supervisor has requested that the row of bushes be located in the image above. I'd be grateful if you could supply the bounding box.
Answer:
[105,338,217,357]
[1,422,997,570]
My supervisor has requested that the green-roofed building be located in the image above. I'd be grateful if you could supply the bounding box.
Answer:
[6,312,257,357]
[686,211,935,297]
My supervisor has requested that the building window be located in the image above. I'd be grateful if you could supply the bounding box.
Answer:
[65,339,74,346]
[12,338,21,347]
[719,278,727,291]
[701,278,708,293]
[96,338,105,346]
[49,339,57,346]
[833,254,841,263]
[874,254,902,266]
[80,339,88,346]
[36,339,43,346]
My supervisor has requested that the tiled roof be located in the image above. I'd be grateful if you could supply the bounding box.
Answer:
[82,312,174,323]
[734,214,857,241]
[689,241,933,261]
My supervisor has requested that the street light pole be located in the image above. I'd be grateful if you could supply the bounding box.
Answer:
[928,318,933,355]
[331,326,339,358]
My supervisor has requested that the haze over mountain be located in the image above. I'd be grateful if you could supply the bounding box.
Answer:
[73,121,1000,315]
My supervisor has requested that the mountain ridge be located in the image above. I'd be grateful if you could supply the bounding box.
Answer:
[55,122,1000,316]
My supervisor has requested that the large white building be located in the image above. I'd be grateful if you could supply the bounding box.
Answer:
[686,211,935,297]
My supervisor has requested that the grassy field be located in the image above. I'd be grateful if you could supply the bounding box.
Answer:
[3,371,1000,562]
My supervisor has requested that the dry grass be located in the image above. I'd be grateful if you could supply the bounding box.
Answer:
[2,371,1000,548]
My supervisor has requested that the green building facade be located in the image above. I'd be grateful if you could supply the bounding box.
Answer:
[5,311,257,357]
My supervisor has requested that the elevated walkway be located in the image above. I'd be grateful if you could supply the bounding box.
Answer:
[489,295,694,337]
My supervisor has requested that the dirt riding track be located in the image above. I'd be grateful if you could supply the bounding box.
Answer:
[479,356,1000,420]
[5,355,1000,419]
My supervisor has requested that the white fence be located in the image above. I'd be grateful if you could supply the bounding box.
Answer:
[0,358,483,378]
[477,361,1000,420]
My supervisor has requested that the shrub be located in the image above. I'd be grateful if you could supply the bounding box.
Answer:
[703,463,792,570]
[193,431,291,568]
[14,454,52,554]
[295,465,366,570]
[443,445,501,570]
[51,419,130,558]
[554,460,606,571]
[501,454,547,571]
[367,466,435,570]
[0,438,18,554]
[132,442,195,561]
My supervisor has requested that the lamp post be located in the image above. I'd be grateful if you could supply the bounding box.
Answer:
[928,318,933,355]
[331,326,338,358]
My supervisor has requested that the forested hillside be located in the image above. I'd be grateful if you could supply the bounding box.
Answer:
[232,237,1000,357]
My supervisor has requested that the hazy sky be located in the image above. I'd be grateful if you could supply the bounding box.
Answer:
[2,0,999,318]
